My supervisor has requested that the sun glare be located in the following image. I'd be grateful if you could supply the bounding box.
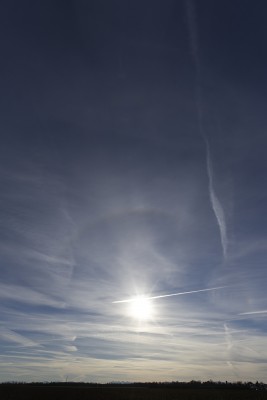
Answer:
[129,296,153,320]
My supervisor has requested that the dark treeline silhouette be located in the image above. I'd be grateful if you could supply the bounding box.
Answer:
[1,380,266,391]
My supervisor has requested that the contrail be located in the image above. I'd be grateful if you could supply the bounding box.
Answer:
[205,138,228,258]
[112,286,226,304]
[239,310,267,315]
[184,0,227,258]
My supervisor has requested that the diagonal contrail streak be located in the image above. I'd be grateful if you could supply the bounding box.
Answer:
[184,0,228,258]
[112,286,226,304]
[205,138,228,258]
[239,310,267,315]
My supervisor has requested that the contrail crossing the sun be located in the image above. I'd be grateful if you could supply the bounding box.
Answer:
[112,286,226,303]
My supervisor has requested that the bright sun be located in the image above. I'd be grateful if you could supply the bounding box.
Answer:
[129,296,153,320]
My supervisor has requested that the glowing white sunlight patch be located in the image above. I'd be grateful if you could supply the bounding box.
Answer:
[129,296,153,320]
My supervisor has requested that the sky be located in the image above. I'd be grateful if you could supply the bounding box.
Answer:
[1,0,267,383]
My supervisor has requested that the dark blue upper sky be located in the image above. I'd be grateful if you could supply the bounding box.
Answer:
[1,0,267,383]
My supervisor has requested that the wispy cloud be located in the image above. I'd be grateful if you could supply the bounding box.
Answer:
[0,328,40,348]
[0,283,66,308]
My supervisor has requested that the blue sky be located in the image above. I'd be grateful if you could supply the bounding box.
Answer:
[1,0,267,383]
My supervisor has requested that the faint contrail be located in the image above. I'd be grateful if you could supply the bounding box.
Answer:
[112,286,226,304]
[185,0,200,73]
[184,0,227,258]
[184,0,201,122]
